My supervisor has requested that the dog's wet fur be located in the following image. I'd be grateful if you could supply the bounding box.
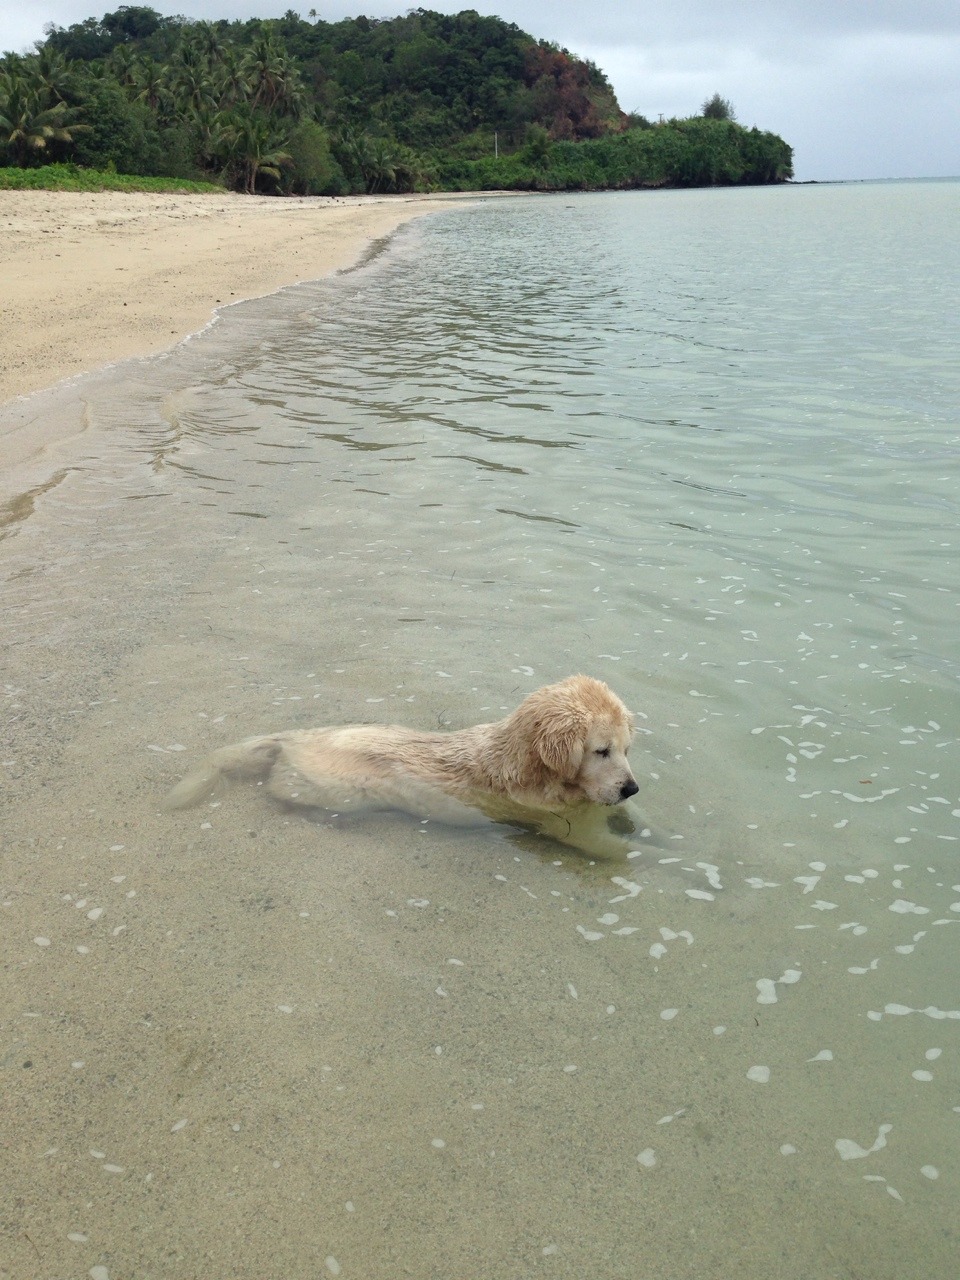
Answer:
[165,675,651,856]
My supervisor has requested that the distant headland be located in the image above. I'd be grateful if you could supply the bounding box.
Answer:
[1,7,793,194]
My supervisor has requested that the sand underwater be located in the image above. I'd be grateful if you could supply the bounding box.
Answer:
[2,187,957,1279]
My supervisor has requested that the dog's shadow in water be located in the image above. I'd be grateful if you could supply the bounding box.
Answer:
[502,800,668,865]
[297,795,667,866]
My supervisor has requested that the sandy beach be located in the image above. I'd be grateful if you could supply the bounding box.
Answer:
[0,189,464,411]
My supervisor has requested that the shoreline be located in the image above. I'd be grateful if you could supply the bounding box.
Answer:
[0,189,478,412]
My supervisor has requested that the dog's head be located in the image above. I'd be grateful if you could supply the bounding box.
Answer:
[503,675,639,808]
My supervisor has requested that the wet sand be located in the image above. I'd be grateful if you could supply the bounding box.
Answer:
[0,189,469,460]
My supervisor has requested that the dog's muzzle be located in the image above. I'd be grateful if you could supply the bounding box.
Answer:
[619,778,639,801]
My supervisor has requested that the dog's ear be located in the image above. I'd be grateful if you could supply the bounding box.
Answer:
[499,686,584,797]
[523,685,586,780]
[536,718,584,780]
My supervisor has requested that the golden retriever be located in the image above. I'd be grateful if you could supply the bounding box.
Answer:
[164,675,645,856]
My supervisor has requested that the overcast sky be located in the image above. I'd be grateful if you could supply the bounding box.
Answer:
[3,1,958,181]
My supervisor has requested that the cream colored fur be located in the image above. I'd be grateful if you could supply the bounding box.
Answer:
[164,675,644,855]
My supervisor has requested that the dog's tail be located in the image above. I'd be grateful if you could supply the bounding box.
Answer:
[162,734,285,810]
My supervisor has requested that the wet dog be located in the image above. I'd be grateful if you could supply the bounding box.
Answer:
[165,674,643,855]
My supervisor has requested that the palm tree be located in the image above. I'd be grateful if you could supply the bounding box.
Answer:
[333,122,372,189]
[244,31,304,117]
[332,124,424,194]
[364,134,397,193]
[214,48,251,110]
[167,53,216,115]
[222,105,292,193]
[391,142,426,192]
[30,47,77,105]
[0,74,87,165]
[189,21,228,68]
[244,31,283,111]
[108,44,139,94]
[133,54,167,113]
[189,103,231,170]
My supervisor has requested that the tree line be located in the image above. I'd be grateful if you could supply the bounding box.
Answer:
[0,6,793,194]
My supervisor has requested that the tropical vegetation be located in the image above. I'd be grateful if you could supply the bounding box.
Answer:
[0,161,223,191]
[0,6,793,194]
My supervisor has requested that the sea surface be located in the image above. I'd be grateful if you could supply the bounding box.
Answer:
[2,181,958,1278]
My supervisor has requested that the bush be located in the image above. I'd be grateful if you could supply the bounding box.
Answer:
[0,163,224,192]
[68,82,158,175]
[282,119,347,195]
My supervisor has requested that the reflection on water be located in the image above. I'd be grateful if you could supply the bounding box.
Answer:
[1,183,958,1278]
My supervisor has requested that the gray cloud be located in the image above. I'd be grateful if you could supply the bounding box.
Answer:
[3,2,958,180]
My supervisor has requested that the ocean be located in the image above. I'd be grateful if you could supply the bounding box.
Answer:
[2,180,958,1277]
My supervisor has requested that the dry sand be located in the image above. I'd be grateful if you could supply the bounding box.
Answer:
[0,189,465,410]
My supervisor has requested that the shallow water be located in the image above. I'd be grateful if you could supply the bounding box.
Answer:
[2,183,958,1278]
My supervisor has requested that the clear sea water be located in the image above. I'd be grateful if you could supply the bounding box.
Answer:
[2,181,958,1278]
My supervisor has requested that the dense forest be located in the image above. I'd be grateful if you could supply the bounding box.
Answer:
[0,6,794,193]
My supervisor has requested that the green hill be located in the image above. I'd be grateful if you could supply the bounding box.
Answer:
[0,6,793,193]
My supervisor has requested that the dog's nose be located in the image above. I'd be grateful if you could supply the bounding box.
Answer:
[620,778,639,800]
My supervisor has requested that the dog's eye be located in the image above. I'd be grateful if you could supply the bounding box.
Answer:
[595,747,611,758]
